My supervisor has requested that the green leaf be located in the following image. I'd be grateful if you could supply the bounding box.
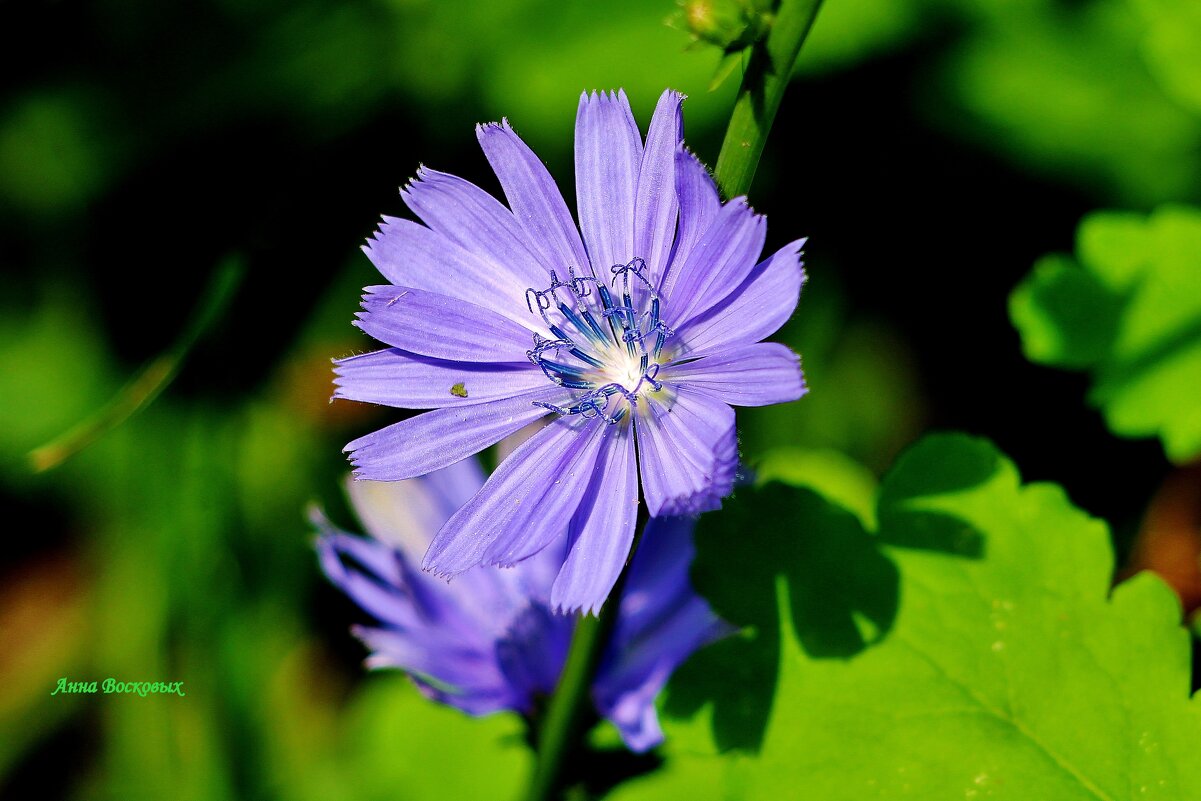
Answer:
[936,1,1201,205]
[328,674,532,801]
[793,0,920,74]
[1009,254,1124,368]
[1132,0,1201,116]
[616,434,1201,800]
[1011,204,1201,462]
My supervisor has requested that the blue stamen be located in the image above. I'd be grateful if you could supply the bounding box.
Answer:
[558,302,606,347]
[580,309,609,342]
[524,257,674,425]
[596,285,624,345]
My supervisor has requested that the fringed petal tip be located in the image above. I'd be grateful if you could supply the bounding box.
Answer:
[403,162,431,189]
[584,87,685,107]
[550,594,605,618]
[795,360,810,402]
[418,563,457,582]
[579,88,630,104]
[656,491,723,517]
[370,214,405,234]
[660,87,687,104]
[659,428,740,516]
[420,533,479,579]
[712,193,754,216]
[475,118,514,138]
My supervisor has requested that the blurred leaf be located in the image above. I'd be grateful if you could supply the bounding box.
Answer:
[0,288,117,473]
[391,0,740,157]
[936,0,1201,204]
[1009,254,1124,368]
[619,434,1201,799]
[739,277,926,473]
[1132,0,1201,116]
[1011,205,1201,462]
[667,0,772,53]
[0,90,119,216]
[794,0,920,74]
[330,674,532,801]
[0,556,91,784]
[708,51,746,93]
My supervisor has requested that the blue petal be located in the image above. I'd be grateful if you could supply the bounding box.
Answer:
[667,342,807,407]
[334,348,546,409]
[353,285,535,363]
[477,120,591,276]
[576,90,642,275]
[480,419,610,569]
[342,461,483,563]
[676,238,807,357]
[550,424,639,615]
[495,603,574,708]
[363,216,542,329]
[635,387,738,517]
[593,516,734,752]
[422,417,602,576]
[664,198,767,328]
[344,389,562,481]
[402,166,548,287]
[635,90,685,279]
[659,147,720,294]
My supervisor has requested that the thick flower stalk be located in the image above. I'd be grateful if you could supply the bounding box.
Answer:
[337,88,807,612]
[315,460,731,751]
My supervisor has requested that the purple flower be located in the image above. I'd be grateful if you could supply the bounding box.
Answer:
[315,460,731,752]
[337,88,806,612]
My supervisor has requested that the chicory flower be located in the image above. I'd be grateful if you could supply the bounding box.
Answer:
[315,459,730,752]
[337,89,806,612]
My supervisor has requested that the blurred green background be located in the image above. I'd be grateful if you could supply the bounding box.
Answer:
[2,0,1198,797]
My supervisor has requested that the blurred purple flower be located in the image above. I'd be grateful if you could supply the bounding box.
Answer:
[338,88,806,612]
[315,460,731,752]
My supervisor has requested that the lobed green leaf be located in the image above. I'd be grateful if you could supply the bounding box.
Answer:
[615,434,1201,800]
[1011,205,1201,462]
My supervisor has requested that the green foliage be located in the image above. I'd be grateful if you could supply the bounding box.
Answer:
[6,0,1201,797]
[0,91,121,217]
[333,677,530,801]
[0,288,117,469]
[387,0,739,156]
[794,0,920,74]
[739,274,926,474]
[1011,205,1201,462]
[1132,0,1201,115]
[614,435,1201,800]
[935,0,1201,205]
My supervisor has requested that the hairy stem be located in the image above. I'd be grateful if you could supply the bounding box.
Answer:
[713,0,825,199]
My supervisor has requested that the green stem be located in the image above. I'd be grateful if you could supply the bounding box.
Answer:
[525,521,645,801]
[713,0,825,199]
[523,609,611,801]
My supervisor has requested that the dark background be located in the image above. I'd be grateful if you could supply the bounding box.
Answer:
[1,0,1196,797]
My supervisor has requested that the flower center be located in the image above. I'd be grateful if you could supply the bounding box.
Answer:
[525,258,674,424]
